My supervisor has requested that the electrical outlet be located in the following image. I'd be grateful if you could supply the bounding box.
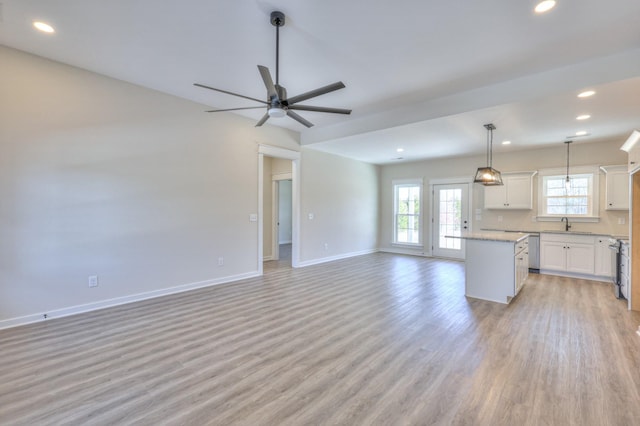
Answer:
[88,275,98,288]
[218,257,224,266]
[324,243,329,250]
[497,215,503,222]
[618,217,626,225]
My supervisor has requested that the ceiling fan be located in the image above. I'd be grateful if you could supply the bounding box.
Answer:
[194,11,351,128]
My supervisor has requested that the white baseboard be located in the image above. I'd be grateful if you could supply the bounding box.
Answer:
[378,247,430,257]
[539,269,613,283]
[0,271,260,331]
[263,255,274,261]
[297,248,378,267]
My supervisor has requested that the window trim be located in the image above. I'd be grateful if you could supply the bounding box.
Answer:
[536,165,600,221]
[392,178,423,247]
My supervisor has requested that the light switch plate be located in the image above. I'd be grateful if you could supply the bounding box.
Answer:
[249,214,258,222]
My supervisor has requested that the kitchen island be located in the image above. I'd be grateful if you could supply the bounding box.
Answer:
[448,232,530,304]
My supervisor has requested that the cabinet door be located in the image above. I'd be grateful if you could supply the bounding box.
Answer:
[484,173,534,209]
[505,175,533,209]
[484,184,507,209]
[594,238,613,277]
[540,241,566,271]
[606,171,629,210]
[566,243,595,275]
[515,249,529,295]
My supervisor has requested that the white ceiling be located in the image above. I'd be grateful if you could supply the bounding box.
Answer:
[1,0,639,164]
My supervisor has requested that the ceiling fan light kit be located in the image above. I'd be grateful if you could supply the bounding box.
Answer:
[474,123,504,186]
[194,11,351,128]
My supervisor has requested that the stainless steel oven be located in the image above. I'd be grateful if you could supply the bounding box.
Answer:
[608,238,624,299]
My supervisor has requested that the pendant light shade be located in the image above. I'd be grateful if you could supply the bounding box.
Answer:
[474,123,504,186]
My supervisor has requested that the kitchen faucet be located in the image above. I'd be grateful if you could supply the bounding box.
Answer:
[560,217,571,232]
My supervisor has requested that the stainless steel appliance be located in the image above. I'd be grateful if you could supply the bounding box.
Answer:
[608,238,625,299]
[527,234,540,272]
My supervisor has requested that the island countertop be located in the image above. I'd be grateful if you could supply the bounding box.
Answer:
[446,231,530,243]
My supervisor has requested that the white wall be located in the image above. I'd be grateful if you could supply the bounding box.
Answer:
[380,139,629,256]
[299,149,379,264]
[0,46,380,326]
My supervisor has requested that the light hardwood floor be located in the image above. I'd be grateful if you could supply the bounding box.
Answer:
[1,253,640,425]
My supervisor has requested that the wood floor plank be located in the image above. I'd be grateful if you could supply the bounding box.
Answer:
[1,253,640,425]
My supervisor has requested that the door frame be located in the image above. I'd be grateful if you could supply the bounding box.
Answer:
[429,177,473,259]
[258,145,300,274]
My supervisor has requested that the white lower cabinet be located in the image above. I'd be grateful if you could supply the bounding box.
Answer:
[515,240,529,295]
[540,233,595,276]
[465,236,529,304]
[594,237,614,278]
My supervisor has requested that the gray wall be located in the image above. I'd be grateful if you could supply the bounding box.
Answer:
[0,46,379,325]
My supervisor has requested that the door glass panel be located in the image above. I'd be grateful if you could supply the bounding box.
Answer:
[438,188,462,250]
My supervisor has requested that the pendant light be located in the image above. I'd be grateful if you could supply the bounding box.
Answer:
[474,123,504,186]
[564,140,572,191]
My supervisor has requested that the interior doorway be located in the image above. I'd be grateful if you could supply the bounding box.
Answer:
[257,145,300,275]
[269,175,293,267]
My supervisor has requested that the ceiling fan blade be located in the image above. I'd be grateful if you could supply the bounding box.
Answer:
[286,82,346,105]
[194,83,267,105]
[288,105,352,115]
[206,106,266,113]
[255,113,270,127]
[257,65,279,101]
[286,110,314,128]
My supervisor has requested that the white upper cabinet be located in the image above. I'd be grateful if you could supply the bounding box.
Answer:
[484,172,537,210]
[600,165,629,210]
[621,130,640,173]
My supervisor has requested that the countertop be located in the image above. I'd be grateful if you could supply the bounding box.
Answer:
[481,228,629,239]
[446,231,530,243]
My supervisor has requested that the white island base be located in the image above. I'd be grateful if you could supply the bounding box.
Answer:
[452,232,529,304]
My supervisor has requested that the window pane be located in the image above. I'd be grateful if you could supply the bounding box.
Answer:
[542,173,593,216]
[394,183,421,244]
[438,188,462,250]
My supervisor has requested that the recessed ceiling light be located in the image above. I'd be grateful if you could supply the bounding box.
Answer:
[33,21,55,33]
[534,0,557,13]
[576,131,588,136]
[576,114,591,120]
[578,90,595,98]
[502,140,511,145]
[396,148,404,153]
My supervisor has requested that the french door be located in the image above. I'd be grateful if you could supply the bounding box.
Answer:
[432,183,469,259]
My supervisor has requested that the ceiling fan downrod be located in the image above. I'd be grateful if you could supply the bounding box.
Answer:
[271,11,285,86]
